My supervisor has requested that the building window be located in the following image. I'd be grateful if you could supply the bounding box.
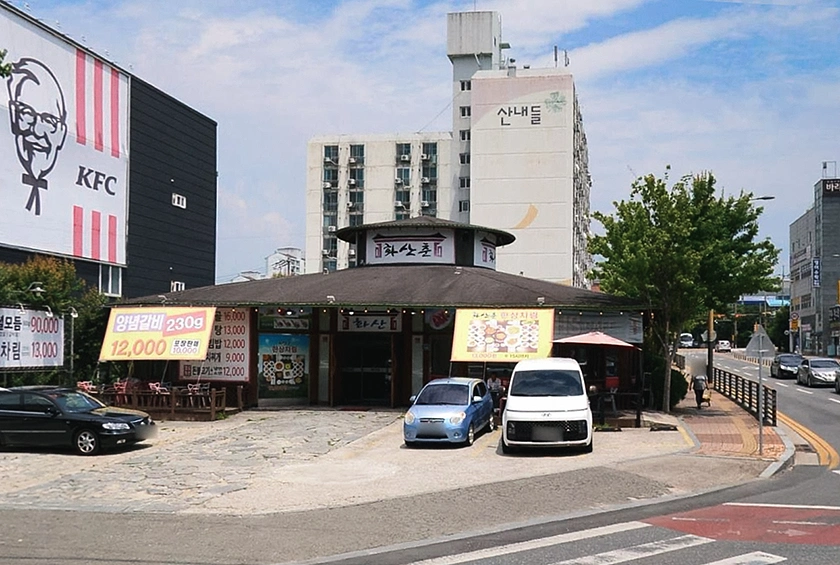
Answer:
[323,190,338,212]
[100,265,122,297]
[324,145,338,164]
[459,106,471,118]
[459,129,471,141]
[421,164,437,180]
[459,152,470,165]
[323,168,338,185]
[460,80,471,91]
[349,213,364,226]
[396,143,411,163]
[396,167,410,185]
[170,281,186,292]
[421,188,437,203]
[349,144,365,164]
[459,200,470,212]
[395,188,410,207]
[421,142,437,159]
[349,168,364,188]
[171,193,187,209]
[395,211,410,221]
[459,177,471,189]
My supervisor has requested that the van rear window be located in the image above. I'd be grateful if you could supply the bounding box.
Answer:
[510,370,583,397]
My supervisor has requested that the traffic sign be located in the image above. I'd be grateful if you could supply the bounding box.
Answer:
[745,325,776,359]
[701,330,717,342]
[791,312,800,321]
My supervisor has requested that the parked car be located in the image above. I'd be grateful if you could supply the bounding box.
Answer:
[797,358,840,388]
[501,357,594,454]
[403,378,494,447]
[715,340,732,353]
[770,353,804,379]
[0,386,157,455]
[679,333,694,349]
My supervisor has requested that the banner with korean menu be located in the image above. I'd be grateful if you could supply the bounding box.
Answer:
[99,307,216,361]
[179,308,250,381]
[0,307,65,369]
[450,308,555,361]
[258,333,309,398]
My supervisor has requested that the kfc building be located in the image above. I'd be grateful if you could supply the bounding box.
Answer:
[0,3,217,298]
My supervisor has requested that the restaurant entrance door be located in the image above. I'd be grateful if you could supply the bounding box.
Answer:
[338,334,392,406]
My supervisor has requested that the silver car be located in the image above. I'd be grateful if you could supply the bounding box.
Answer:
[797,358,840,388]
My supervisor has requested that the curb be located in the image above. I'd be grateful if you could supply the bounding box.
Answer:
[759,423,796,478]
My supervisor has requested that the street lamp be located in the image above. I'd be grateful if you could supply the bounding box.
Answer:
[707,195,775,383]
[67,307,78,383]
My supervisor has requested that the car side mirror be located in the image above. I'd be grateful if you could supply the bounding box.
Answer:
[473,395,483,403]
[409,395,416,403]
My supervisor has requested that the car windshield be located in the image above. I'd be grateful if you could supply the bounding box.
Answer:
[415,383,469,406]
[778,355,803,364]
[509,370,584,397]
[45,390,105,413]
[810,360,840,369]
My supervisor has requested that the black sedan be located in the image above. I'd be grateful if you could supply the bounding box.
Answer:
[770,353,804,379]
[0,386,157,455]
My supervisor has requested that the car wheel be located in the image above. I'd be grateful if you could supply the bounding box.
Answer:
[581,436,593,454]
[807,374,813,388]
[404,440,416,449]
[464,424,475,446]
[836,379,840,394]
[487,414,496,433]
[74,429,100,455]
[501,437,514,454]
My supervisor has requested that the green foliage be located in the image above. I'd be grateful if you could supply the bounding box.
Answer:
[767,304,791,353]
[589,169,779,411]
[643,336,689,410]
[0,256,108,386]
[0,49,11,78]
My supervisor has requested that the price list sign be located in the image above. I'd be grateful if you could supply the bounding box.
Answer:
[0,307,65,369]
[99,307,216,361]
[179,308,250,382]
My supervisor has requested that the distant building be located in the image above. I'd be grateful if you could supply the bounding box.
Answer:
[305,10,592,287]
[788,175,840,355]
[267,247,303,278]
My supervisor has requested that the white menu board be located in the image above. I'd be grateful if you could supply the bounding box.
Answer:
[179,308,250,382]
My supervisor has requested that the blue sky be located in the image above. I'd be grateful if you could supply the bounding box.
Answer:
[14,0,840,282]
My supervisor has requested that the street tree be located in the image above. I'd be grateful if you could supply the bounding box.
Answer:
[589,170,779,411]
[1,48,11,77]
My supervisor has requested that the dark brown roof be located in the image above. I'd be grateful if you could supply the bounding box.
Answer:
[336,216,516,246]
[120,265,641,311]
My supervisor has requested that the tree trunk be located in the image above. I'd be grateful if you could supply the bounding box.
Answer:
[663,319,671,414]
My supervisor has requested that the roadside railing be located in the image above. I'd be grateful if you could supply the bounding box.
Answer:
[711,367,777,426]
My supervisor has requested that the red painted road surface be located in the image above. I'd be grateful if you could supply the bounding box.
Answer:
[646,503,840,545]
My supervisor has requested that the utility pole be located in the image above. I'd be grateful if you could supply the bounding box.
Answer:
[707,309,715,386]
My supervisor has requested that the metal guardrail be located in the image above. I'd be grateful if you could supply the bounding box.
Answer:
[711,367,777,427]
[674,353,686,370]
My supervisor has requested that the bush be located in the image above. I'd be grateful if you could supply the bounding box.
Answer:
[645,352,689,411]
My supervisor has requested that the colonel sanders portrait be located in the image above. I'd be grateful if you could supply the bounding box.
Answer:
[6,57,68,215]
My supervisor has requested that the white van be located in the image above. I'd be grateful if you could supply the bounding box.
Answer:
[501,357,593,454]
[679,333,694,349]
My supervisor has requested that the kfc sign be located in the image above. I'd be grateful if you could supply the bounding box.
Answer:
[1,7,129,265]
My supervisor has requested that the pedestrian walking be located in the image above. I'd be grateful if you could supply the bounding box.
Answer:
[690,373,708,409]
[487,373,503,411]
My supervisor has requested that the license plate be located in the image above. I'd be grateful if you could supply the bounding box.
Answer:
[532,425,563,442]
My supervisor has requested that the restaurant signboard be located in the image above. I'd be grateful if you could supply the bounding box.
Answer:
[451,308,555,362]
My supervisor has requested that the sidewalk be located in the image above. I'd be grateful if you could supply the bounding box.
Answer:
[670,387,791,469]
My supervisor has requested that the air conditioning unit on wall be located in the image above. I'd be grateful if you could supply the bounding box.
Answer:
[421,200,430,208]
[400,154,411,162]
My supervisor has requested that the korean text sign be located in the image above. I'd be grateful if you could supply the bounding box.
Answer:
[451,308,555,362]
[179,308,250,382]
[0,307,65,369]
[99,307,216,361]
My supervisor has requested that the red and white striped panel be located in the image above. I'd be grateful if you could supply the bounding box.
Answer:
[74,49,126,158]
[73,205,118,263]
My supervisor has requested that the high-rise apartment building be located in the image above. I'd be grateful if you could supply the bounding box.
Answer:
[305,10,592,286]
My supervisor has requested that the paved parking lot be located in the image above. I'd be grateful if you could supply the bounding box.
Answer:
[0,407,778,516]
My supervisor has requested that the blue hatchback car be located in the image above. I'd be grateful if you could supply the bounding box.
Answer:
[403,377,495,447]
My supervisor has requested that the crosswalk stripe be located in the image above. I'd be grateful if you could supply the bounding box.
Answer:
[725,502,840,511]
[704,551,786,564]
[548,534,713,564]
[407,522,650,565]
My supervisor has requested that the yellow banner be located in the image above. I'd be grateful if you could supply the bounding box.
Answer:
[99,307,217,361]
[451,308,555,362]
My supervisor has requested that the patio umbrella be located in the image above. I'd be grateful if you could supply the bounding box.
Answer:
[553,331,638,349]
